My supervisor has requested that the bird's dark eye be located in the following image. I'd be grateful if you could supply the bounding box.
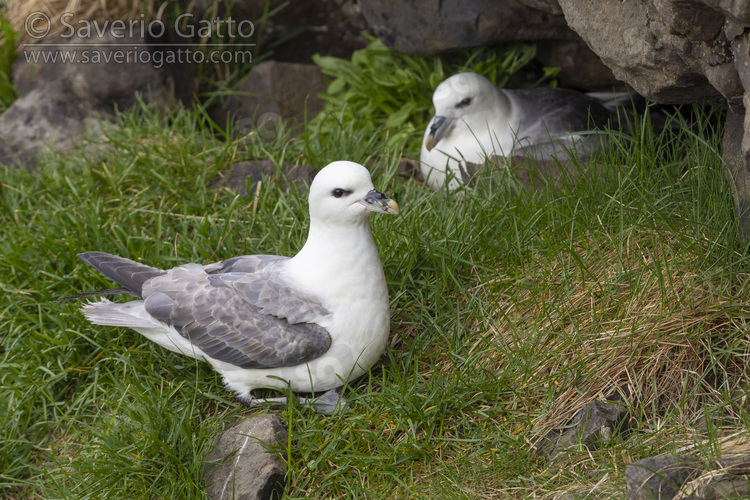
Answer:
[332,188,348,198]
[456,97,472,108]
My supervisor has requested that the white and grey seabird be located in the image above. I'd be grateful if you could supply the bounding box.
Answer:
[420,72,613,190]
[61,161,400,413]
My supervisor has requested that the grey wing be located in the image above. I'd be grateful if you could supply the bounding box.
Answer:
[203,254,288,274]
[77,252,167,297]
[507,89,611,158]
[210,272,330,324]
[204,254,327,323]
[509,88,612,132]
[142,265,332,369]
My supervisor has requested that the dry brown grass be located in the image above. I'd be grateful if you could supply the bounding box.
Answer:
[472,229,750,439]
[6,0,156,47]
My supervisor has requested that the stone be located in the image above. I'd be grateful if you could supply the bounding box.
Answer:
[516,0,564,15]
[664,455,750,499]
[1,34,176,167]
[553,0,745,105]
[209,160,317,196]
[557,0,726,104]
[544,399,629,460]
[14,34,176,108]
[704,476,750,499]
[700,0,750,23]
[203,414,287,500]
[0,137,34,169]
[358,0,622,94]
[535,39,621,90]
[359,0,576,55]
[716,454,750,472]
[725,91,750,240]
[211,61,326,134]
[626,455,702,500]
[229,0,369,62]
[0,80,91,168]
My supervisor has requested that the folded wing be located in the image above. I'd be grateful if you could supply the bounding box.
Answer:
[142,264,332,369]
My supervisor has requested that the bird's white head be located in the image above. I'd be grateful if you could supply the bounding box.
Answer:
[434,72,495,115]
[425,72,502,152]
[308,161,400,226]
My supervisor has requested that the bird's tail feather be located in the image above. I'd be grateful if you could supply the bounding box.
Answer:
[80,299,161,328]
[56,288,136,302]
[76,252,167,297]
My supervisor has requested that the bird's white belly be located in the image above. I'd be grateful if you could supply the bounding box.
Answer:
[130,298,389,397]
[214,308,389,395]
[420,126,515,190]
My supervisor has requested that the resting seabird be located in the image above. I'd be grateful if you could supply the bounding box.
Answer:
[61,161,400,413]
[420,72,612,190]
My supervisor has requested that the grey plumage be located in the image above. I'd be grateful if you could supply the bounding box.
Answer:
[76,252,166,297]
[505,88,611,157]
[74,251,332,369]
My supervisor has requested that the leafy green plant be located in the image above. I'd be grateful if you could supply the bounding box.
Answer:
[311,36,559,153]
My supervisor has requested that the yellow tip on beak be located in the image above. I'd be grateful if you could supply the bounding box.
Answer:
[424,115,454,152]
[386,199,400,216]
[360,189,400,215]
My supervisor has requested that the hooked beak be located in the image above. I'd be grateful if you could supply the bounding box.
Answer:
[424,115,455,151]
[358,189,400,215]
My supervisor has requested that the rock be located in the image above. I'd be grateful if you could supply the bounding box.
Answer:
[700,0,750,23]
[212,61,326,134]
[557,0,729,104]
[535,39,621,90]
[1,34,176,167]
[516,0,563,15]
[0,133,37,169]
[0,79,92,168]
[223,0,369,62]
[725,31,750,239]
[704,476,750,499]
[554,0,746,107]
[209,160,317,196]
[724,98,750,241]
[544,399,629,460]
[14,34,176,109]
[356,0,624,94]
[626,455,702,500]
[650,455,750,499]
[203,414,287,500]
[358,0,576,55]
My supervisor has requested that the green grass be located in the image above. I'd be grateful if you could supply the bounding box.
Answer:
[0,9,17,112]
[2,98,749,499]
